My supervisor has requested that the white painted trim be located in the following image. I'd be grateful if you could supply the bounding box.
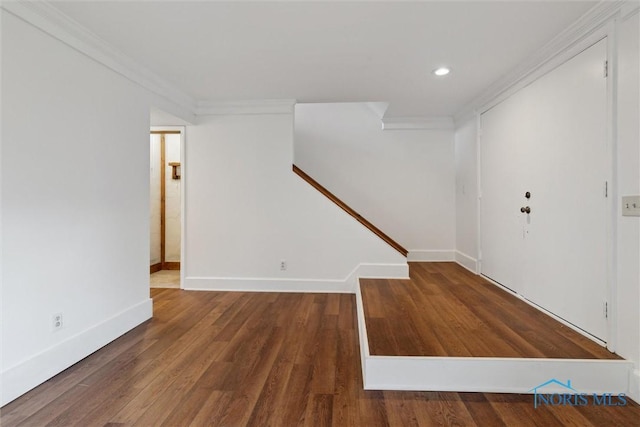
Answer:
[184,277,354,293]
[621,1,640,20]
[353,263,409,280]
[363,356,632,395]
[180,128,186,291]
[1,1,196,116]
[381,116,454,130]
[355,281,371,386]
[629,370,640,404]
[605,20,618,353]
[454,1,625,123]
[0,298,153,406]
[407,250,455,262]
[196,99,296,116]
[454,251,479,274]
[184,262,408,294]
[479,28,610,117]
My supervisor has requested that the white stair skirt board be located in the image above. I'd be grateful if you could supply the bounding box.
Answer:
[0,298,153,407]
[184,263,409,294]
[407,250,455,262]
[355,282,634,400]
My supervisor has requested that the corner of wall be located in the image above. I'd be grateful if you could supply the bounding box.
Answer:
[454,251,479,274]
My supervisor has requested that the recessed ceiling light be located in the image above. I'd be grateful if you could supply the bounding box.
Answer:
[433,67,451,77]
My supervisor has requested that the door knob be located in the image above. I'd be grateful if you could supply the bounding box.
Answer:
[520,206,531,214]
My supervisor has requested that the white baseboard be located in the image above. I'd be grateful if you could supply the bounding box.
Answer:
[349,263,409,280]
[0,298,152,407]
[184,262,409,294]
[407,250,455,262]
[454,251,479,273]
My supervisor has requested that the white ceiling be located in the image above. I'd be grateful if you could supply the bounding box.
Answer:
[52,1,598,118]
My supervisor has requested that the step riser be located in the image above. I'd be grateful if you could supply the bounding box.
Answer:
[364,356,632,395]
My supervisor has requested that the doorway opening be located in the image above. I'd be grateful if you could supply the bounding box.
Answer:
[150,130,182,289]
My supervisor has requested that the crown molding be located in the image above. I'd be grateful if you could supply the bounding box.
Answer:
[196,99,296,115]
[453,0,626,125]
[1,1,197,114]
[621,0,640,20]
[365,102,389,120]
[381,116,454,131]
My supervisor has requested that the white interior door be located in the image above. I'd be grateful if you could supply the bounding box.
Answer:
[480,92,528,295]
[480,38,609,341]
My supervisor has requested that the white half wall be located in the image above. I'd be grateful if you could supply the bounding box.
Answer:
[294,102,455,254]
[184,113,407,292]
[1,10,156,405]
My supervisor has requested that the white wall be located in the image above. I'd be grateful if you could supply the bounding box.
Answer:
[615,9,640,399]
[294,103,455,261]
[1,11,153,405]
[452,7,640,401]
[164,134,181,262]
[150,134,162,265]
[454,117,479,272]
[184,113,407,292]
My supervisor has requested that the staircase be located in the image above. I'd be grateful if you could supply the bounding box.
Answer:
[293,165,407,257]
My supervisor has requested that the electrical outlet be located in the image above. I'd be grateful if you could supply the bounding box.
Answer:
[52,313,63,331]
[280,260,287,271]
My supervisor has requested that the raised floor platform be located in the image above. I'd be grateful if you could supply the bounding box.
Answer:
[356,262,634,396]
[361,262,617,359]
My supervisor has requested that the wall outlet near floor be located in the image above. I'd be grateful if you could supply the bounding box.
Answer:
[280,259,287,271]
[52,313,63,331]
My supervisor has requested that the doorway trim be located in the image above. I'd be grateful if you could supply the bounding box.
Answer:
[150,127,186,289]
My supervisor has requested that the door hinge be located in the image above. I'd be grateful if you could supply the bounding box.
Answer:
[604,60,608,78]
[605,181,608,198]
[604,301,608,319]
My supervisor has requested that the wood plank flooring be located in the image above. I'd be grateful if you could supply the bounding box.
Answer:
[2,286,638,426]
[361,262,620,359]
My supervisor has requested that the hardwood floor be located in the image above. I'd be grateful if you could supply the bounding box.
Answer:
[150,269,180,288]
[2,286,638,426]
[361,262,620,359]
